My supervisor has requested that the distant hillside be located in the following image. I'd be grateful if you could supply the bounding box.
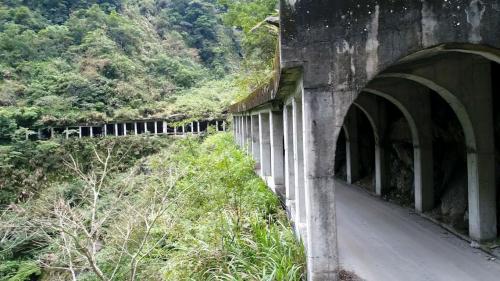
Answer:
[0,0,241,141]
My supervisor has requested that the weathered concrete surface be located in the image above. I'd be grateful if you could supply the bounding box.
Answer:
[336,180,500,281]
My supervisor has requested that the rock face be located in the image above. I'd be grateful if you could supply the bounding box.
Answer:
[440,166,469,232]
[387,118,414,206]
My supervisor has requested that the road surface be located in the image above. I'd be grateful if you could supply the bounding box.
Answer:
[336,180,500,281]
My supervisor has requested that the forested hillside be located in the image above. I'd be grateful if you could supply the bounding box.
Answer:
[0,0,276,142]
[0,1,306,280]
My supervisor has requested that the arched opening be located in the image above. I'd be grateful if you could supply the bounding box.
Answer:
[382,99,414,207]
[334,128,347,182]
[430,91,469,234]
[335,104,376,192]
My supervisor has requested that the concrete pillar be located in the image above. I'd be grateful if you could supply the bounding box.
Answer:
[343,110,361,185]
[65,127,69,139]
[123,123,127,136]
[182,125,185,135]
[216,121,220,132]
[284,104,296,217]
[259,112,271,178]
[114,124,118,137]
[463,61,496,241]
[38,129,42,140]
[270,110,285,199]
[78,127,82,138]
[163,121,167,134]
[302,87,338,280]
[363,84,434,213]
[103,125,107,137]
[352,96,390,196]
[233,116,237,140]
[144,122,148,134]
[223,121,226,132]
[134,122,138,135]
[246,116,252,154]
[50,127,54,139]
[197,121,200,134]
[236,117,241,146]
[292,98,306,238]
[90,127,94,138]
[191,122,194,134]
[154,121,158,135]
[251,115,261,167]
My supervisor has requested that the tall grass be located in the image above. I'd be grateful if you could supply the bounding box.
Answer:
[158,133,306,280]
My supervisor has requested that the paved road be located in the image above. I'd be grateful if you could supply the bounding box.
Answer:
[336,180,500,281]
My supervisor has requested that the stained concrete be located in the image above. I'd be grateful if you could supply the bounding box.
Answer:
[337,180,500,281]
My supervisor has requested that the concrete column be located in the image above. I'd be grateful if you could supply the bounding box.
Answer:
[233,116,237,140]
[163,121,167,134]
[197,121,200,134]
[182,125,185,135]
[78,127,82,138]
[191,122,194,134]
[114,124,118,136]
[154,121,158,135]
[352,96,390,196]
[270,110,285,199]
[216,121,220,132]
[293,98,306,237]
[246,116,252,155]
[50,127,54,139]
[284,105,296,217]
[251,115,261,167]
[90,127,94,138]
[38,129,42,140]
[236,116,244,147]
[223,121,226,132]
[66,127,69,139]
[463,61,496,241]
[303,87,338,280]
[259,112,271,178]
[103,125,107,137]
[134,122,138,135]
[144,122,148,134]
[123,123,127,136]
[363,84,434,213]
[343,110,361,185]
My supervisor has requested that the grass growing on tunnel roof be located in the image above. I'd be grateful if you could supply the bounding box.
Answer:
[159,133,306,280]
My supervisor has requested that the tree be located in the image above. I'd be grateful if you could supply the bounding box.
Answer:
[25,145,191,281]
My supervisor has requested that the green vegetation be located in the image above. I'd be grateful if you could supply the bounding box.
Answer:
[1,134,305,280]
[0,0,305,280]
[0,0,279,142]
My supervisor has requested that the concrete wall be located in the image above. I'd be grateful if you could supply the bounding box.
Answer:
[231,1,500,280]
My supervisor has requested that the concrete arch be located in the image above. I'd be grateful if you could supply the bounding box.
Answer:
[352,103,380,144]
[394,44,500,67]
[361,89,419,147]
[350,97,386,195]
[362,84,434,213]
[374,72,496,241]
[378,73,476,151]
